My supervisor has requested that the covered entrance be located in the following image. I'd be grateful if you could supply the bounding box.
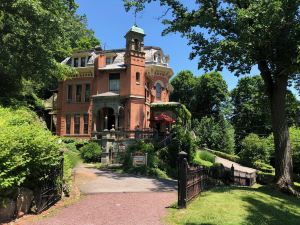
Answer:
[92,92,124,132]
[150,113,175,133]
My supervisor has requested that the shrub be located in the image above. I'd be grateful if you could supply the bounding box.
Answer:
[63,154,72,195]
[204,148,240,162]
[148,168,169,179]
[123,141,157,171]
[79,142,102,163]
[62,138,89,151]
[239,133,272,167]
[0,107,61,190]
[65,143,77,152]
[193,151,215,167]
[253,160,275,174]
[64,150,82,168]
[193,117,235,154]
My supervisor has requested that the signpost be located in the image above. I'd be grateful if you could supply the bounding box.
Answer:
[132,152,148,167]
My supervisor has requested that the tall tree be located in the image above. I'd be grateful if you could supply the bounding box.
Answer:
[124,0,300,194]
[191,72,229,120]
[232,76,300,151]
[231,76,272,150]
[170,70,197,110]
[0,0,100,101]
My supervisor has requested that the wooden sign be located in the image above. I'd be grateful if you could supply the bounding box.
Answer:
[132,152,147,167]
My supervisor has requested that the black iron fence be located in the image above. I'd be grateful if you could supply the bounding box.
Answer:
[178,151,256,208]
[34,156,64,213]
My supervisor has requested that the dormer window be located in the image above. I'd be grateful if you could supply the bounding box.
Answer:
[81,57,86,67]
[157,53,161,63]
[74,58,79,67]
[106,57,113,65]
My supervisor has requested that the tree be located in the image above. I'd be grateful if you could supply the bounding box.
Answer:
[170,70,197,109]
[191,72,229,120]
[232,76,300,151]
[0,0,100,101]
[239,133,272,167]
[231,76,272,150]
[193,116,235,154]
[124,0,300,194]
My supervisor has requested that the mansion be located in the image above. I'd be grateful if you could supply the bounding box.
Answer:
[55,25,176,139]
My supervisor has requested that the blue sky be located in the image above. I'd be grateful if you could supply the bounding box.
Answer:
[75,0,299,97]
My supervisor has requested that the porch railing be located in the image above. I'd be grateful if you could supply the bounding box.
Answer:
[92,129,168,141]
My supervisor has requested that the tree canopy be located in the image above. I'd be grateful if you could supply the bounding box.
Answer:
[124,0,300,193]
[170,70,197,108]
[0,0,100,100]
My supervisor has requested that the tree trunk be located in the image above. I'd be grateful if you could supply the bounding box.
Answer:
[268,76,298,195]
[258,60,299,196]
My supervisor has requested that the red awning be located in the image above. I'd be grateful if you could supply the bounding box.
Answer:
[152,113,175,123]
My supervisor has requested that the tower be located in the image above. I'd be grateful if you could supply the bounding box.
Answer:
[124,25,146,65]
[123,25,148,130]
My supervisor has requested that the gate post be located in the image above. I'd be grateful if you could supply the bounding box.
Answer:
[178,151,188,208]
[231,164,235,185]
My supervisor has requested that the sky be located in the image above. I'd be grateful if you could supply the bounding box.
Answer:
[75,0,299,97]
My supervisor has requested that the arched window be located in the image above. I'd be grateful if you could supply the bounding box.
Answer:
[156,83,161,99]
[136,72,140,84]
[157,53,161,63]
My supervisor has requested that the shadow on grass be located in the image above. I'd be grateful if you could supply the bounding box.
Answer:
[208,185,300,225]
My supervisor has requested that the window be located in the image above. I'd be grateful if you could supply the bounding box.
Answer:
[156,83,161,99]
[134,39,139,51]
[80,57,86,67]
[157,53,161,63]
[76,85,82,102]
[74,114,80,134]
[136,72,140,84]
[74,58,79,67]
[84,84,90,102]
[109,73,120,92]
[84,113,89,134]
[106,57,112,65]
[66,115,71,134]
[67,85,72,102]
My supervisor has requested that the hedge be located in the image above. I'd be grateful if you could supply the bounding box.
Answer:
[203,148,240,162]
[0,107,62,190]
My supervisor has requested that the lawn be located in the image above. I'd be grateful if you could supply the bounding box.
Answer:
[166,185,300,225]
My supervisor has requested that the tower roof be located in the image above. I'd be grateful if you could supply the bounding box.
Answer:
[126,25,145,36]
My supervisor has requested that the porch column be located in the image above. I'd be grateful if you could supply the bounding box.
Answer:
[92,112,97,132]
[114,113,119,130]
[104,115,108,131]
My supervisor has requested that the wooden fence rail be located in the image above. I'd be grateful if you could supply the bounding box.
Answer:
[178,151,256,208]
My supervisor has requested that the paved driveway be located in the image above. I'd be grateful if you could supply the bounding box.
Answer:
[26,166,177,225]
[76,166,177,193]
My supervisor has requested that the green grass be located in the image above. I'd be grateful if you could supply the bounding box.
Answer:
[193,151,215,167]
[166,185,300,225]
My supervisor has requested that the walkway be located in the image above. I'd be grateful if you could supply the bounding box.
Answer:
[27,165,177,225]
[77,166,177,193]
[215,156,257,173]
